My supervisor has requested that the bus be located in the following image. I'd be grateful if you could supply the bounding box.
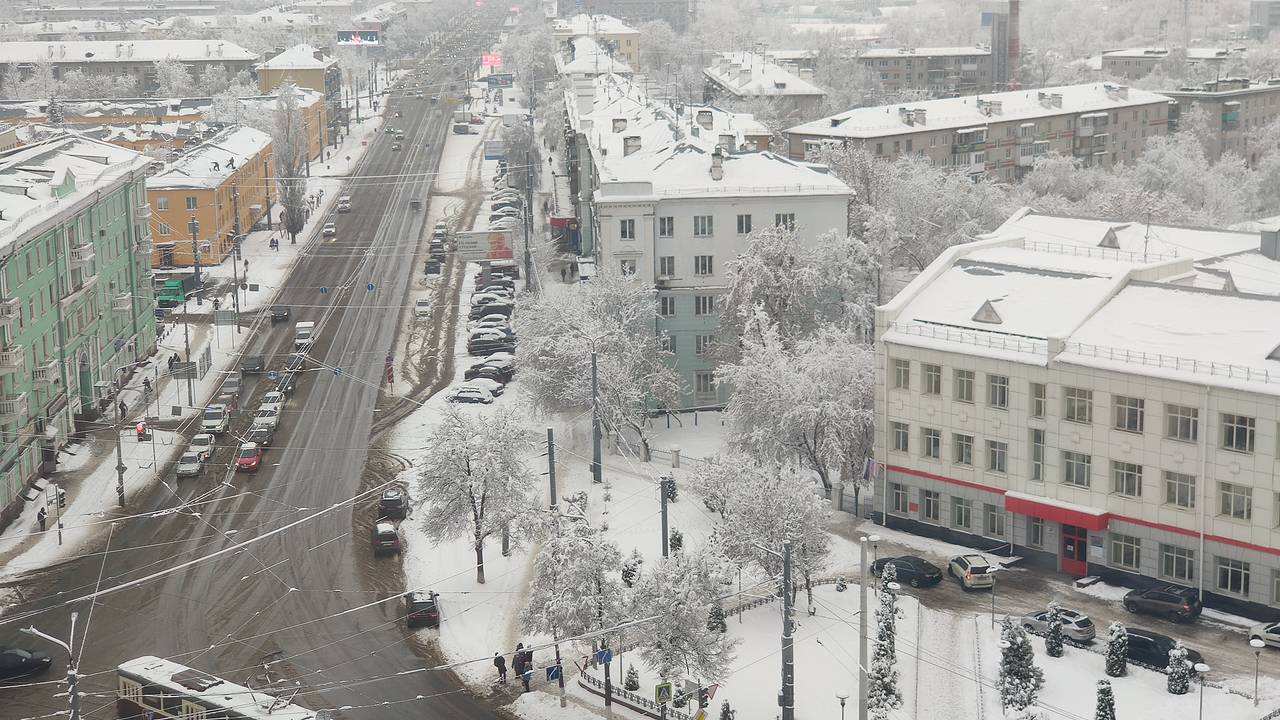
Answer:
[117,656,318,720]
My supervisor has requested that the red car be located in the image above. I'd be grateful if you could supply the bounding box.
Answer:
[234,442,263,472]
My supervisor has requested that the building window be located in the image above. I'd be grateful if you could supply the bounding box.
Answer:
[185,196,197,210]
[1164,471,1196,509]
[1216,557,1251,596]
[1111,461,1143,497]
[658,216,674,237]
[659,296,677,317]
[1062,451,1091,487]
[620,259,637,274]
[695,371,715,396]
[986,440,1007,473]
[156,197,169,210]
[1165,404,1198,441]
[619,219,636,240]
[922,428,941,459]
[987,374,1008,408]
[1160,545,1195,583]
[659,256,676,277]
[735,214,751,234]
[1029,429,1045,482]
[891,422,909,452]
[984,504,1006,538]
[660,335,674,353]
[1113,396,1145,433]
[694,295,715,315]
[774,212,795,229]
[1028,517,1045,548]
[923,364,942,395]
[891,483,908,514]
[693,215,713,237]
[158,223,172,236]
[1222,413,1256,453]
[694,255,713,275]
[1064,387,1093,423]
[1110,533,1141,570]
[954,370,974,403]
[921,490,940,523]
[952,497,972,529]
[953,433,974,466]
[892,359,910,389]
[695,334,713,356]
[1219,481,1253,520]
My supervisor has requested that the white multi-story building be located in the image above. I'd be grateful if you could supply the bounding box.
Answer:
[873,208,1280,617]
[565,73,851,407]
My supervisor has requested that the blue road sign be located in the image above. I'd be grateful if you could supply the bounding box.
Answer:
[367,282,375,292]
[334,367,343,376]
[545,665,561,681]
[320,286,329,294]
[596,648,613,665]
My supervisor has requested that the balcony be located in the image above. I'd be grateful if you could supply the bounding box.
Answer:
[1076,125,1095,137]
[69,244,95,267]
[0,297,19,319]
[59,275,97,312]
[33,359,59,385]
[113,292,132,311]
[0,392,28,418]
[0,346,23,372]
[135,205,152,221]
[136,237,153,254]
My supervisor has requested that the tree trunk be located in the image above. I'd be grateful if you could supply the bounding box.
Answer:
[475,540,486,584]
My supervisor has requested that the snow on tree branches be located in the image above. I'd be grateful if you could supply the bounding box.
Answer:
[1093,679,1116,720]
[998,617,1044,712]
[1044,601,1065,658]
[1166,640,1191,695]
[521,512,624,642]
[1104,621,1128,678]
[628,545,738,681]
[272,84,309,245]
[867,574,902,720]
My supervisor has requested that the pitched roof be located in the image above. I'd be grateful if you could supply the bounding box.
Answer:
[0,40,257,64]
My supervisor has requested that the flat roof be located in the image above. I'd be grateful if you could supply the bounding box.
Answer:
[0,39,257,64]
[117,656,315,720]
[258,44,335,70]
[704,51,825,98]
[859,46,991,59]
[552,13,638,36]
[557,36,632,75]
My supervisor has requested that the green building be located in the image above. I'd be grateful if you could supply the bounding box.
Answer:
[0,133,156,526]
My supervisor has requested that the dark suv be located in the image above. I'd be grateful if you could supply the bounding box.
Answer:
[379,487,408,519]
[1123,585,1202,622]
[1125,628,1204,670]
[404,591,440,628]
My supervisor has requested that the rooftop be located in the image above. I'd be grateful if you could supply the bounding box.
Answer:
[557,36,632,76]
[1101,46,1238,61]
[1165,77,1280,97]
[788,83,1170,139]
[147,126,271,189]
[258,44,336,71]
[0,40,257,64]
[117,656,315,720]
[704,51,825,98]
[858,45,991,59]
[0,89,325,122]
[552,13,638,36]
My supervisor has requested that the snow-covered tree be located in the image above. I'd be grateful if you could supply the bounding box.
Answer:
[46,97,65,126]
[515,271,680,452]
[272,84,309,245]
[706,604,727,634]
[416,407,539,583]
[624,665,641,691]
[867,575,902,720]
[1166,640,1191,695]
[629,545,737,681]
[876,563,901,658]
[521,512,624,642]
[1104,621,1128,677]
[195,64,232,96]
[720,700,733,720]
[1044,602,1065,658]
[998,617,1044,711]
[152,57,194,97]
[500,24,554,101]
[621,548,643,588]
[1094,679,1116,720]
[668,528,684,553]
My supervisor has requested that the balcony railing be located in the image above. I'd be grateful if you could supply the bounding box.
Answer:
[0,392,29,418]
[70,244,95,266]
[113,292,133,311]
[135,205,152,221]
[33,359,60,384]
[0,347,24,371]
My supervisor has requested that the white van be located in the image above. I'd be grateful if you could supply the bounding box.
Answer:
[337,196,352,213]
[294,321,316,350]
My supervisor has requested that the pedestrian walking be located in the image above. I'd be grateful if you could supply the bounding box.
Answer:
[493,652,507,683]
[37,507,47,532]
[118,399,128,419]
[560,267,567,282]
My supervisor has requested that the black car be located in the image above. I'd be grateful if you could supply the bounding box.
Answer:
[285,353,306,372]
[425,259,442,274]
[1123,585,1203,623]
[379,487,409,519]
[468,339,515,356]
[0,647,52,681]
[465,362,513,383]
[245,426,274,448]
[1125,628,1204,670]
[240,354,265,374]
[870,556,943,588]
[270,305,290,322]
[405,591,440,628]
[276,371,298,396]
[469,303,512,320]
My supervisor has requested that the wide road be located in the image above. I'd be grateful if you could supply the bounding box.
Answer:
[1,8,504,720]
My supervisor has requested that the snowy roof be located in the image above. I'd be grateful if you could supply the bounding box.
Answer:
[1165,78,1280,98]
[598,146,850,201]
[0,40,257,64]
[117,656,316,720]
[353,2,405,23]
[989,211,1260,262]
[858,46,990,59]
[552,13,638,36]
[0,88,323,119]
[704,51,825,98]
[147,126,271,189]
[788,83,1170,139]
[557,36,632,76]
[7,19,155,36]
[151,10,317,30]
[0,133,150,252]
[258,44,335,71]
[1102,47,1235,61]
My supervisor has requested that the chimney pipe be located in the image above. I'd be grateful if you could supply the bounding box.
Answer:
[710,146,725,180]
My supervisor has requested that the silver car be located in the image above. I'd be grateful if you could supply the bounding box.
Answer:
[1020,607,1097,643]
[175,451,203,478]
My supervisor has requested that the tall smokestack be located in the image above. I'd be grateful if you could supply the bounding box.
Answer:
[1008,0,1021,90]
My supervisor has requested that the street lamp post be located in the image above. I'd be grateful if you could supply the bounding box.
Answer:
[22,612,80,720]
[1194,663,1210,720]
[835,691,849,720]
[1251,638,1265,706]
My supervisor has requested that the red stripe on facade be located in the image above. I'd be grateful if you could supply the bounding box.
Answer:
[887,465,1007,495]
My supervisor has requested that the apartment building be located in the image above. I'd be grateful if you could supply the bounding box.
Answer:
[703,52,827,121]
[0,134,156,526]
[786,83,1171,181]
[4,19,152,41]
[552,14,641,70]
[0,40,257,96]
[566,73,849,407]
[555,0,692,31]
[556,36,634,80]
[873,207,1280,617]
[857,46,995,96]
[1165,77,1280,162]
[1101,47,1237,80]
[19,0,232,21]
[147,127,273,269]
[257,44,343,99]
[1254,0,1280,35]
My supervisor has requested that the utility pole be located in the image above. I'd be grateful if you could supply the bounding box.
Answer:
[188,217,202,305]
[781,541,794,720]
[21,612,79,720]
[547,427,557,509]
[230,187,242,334]
[591,350,601,483]
[858,535,878,720]
[230,247,241,337]
[659,476,671,558]
[182,298,193,408]
[114,418,126,507]
[523,149,533,291]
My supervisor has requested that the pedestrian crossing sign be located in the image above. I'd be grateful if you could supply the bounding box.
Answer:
[656,683,673,705]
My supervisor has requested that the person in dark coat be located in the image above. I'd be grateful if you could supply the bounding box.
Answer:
[519,646,533,691]
[494,652,507,683]
[37,507,46,532]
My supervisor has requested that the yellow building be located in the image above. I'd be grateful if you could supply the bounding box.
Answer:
[147,126,273,268]
[257,44,342,99]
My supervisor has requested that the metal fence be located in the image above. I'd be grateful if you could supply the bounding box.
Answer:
[577,670,695,720]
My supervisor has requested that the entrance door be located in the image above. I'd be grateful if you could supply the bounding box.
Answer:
[1061,524,1089,576]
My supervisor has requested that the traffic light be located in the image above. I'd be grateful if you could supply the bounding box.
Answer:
[698,686,709,709]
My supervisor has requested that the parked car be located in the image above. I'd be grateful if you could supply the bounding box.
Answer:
[252,408,280,430]
[260,391,286,414]
[465,361,512,383]
[448,386,495,404]
[379,487,409,519]
[1019,607,1097,643]
[202,404,230,434]
[189,433,215,462]
[322,222,337,237]
[471,292,511,307]
[372,522,402,555]
[947,554,996,590]
[175,451,204,478]
[276,372,298,396]
[270,305,291,322]
[1125,628,1204,670]
[0,647,52,681]
[1123,585,1202,622]
[245,426,274,448]
[234,442,264,473]
[1250,622,1280,648]
[870,556,943,588]
[425,259,442,274]
[469,303,512,320]
[414,298,432,317]
[468,338,515,357]
[404,591,440,628]
[462,378,505,397]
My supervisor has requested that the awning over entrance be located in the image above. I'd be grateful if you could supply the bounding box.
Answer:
[1004,491,1110,531]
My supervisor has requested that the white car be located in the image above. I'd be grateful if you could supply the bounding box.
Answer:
[260,391,286,414]
[202,404,230,434]
[1250,621,1280,648]
[322,222,337,237]
[414,298,432,317]
[469,328,511,342]
[471,292,510,306]
[948,554,997,590]
[175,451,204,478]
[252,408,280,430]
[463,378,505,397]
[469,318,510,332]
[189,433,215,461]
[471,313,511,327]
[448,386,494,404]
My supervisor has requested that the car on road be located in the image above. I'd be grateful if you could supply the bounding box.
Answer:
[379,487,409,519]
[395,132,405,140]
[175,451,204,478]
[252,408,280,430]
[202,404,230,434]
[190,433,215,461]
[276,371,298,396]
[1123,585,1202,622]
[870,556,943,587]
[270,305,290,322]
[337,196,352,213]
[947,554,996,590]
[234,442,264,473]
[1019,607,1096,643]
[424,259,441,274]
[285,352,306,372]
[0,647,52,681]
[404,591,440,628]
[260,391,286,414]
[240,354,265,374]
[322,222,337,237]
[372,522,402,555]
[395,111,402,117]
[1251,622,1280,648]
[414,298,432,317]
[471,292,511,307]
[448,386,494,404]
[463,378,505,397]
[392,142,403,151]
[1125,628,1203,670]
[245,426,274,448]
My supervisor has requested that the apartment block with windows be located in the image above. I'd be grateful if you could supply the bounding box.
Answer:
[0,40,257,95]
[785,82,1170,181]
[1100,47,1237,81]
[1166,77,1280,162]
[857,46,994,96]
[873,207,1280,617]
[0,135,156,528]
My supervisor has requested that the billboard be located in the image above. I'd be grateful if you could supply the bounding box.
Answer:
[338,30,381,45]
[481,54,503,68]
[457,230,514,261]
